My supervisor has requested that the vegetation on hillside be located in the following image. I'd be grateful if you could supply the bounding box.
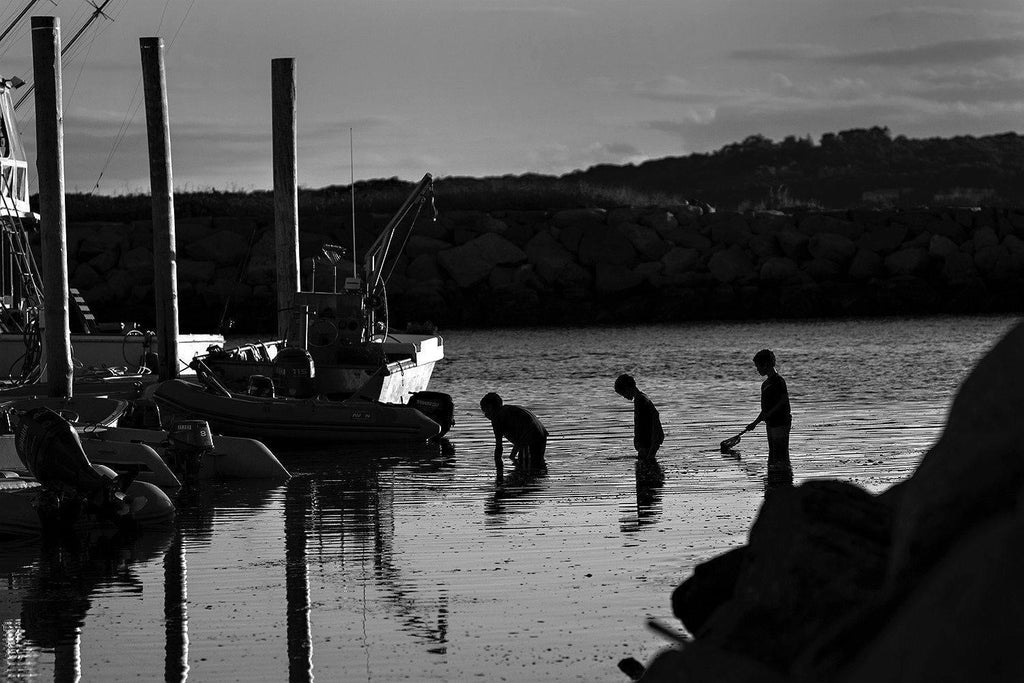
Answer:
[61,126,1024,220]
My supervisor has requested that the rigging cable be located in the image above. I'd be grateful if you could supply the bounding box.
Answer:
[91,0,196,193]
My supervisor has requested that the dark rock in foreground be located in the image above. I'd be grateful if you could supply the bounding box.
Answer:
[637,321,1024,682]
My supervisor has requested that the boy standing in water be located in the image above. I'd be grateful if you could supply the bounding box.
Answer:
[480,392,548,479]
[745,349,793,482]
[614,374,665,483]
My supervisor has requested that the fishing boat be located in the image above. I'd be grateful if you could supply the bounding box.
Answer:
[0,75,221,390]
[149,363,444,444]
[199,173,443,403]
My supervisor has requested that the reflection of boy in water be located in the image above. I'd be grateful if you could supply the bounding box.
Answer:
[614,374,665,465]
[745,348,793,482]
[479,392,548,478]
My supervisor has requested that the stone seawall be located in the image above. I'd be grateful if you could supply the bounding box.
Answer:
[59,206,1024,332]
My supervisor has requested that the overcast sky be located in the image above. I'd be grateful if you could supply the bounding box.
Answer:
[1,0,1022,194]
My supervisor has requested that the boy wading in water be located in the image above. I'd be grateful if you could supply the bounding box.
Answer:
[614,374,665,485]
[479,392,548,480]
[745,349,793,486]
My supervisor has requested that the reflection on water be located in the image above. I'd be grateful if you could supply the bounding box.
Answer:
[1,529,174,681]
[0,316,1017,681]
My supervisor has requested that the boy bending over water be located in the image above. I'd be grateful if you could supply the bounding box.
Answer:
[480,392,548,478]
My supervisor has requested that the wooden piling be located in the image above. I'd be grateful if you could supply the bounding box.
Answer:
[272,58,299,341]
[31,16,72,398]
[140,37,180,381]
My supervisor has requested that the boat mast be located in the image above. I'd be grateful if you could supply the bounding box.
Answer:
[350,127,357,281]
[0,0,46,47]
[14,0,114,111]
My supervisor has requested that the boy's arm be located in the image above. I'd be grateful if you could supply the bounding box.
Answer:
[493,426,505,473]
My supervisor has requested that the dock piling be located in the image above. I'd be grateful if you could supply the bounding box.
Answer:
[140,36,180,381]
[31,15,72,398]
[272,58,299,342]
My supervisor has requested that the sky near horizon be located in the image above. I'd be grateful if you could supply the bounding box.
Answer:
[0,0,1021,194]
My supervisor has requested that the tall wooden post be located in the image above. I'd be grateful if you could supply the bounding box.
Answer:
[272,58,299,341]
[140,37,179,380]
[31,16,72,398]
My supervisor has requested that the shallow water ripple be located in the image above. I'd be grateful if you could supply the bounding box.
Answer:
[0,316,1016,681]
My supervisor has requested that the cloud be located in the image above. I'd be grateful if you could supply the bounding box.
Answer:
[730,36,1024,68]
[906,67,1024,105]
[826,35,1024,67]
[868,7,1024,30]
[730,44,830,62]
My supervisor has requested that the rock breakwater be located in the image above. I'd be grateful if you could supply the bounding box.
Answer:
[58,205,1024,331]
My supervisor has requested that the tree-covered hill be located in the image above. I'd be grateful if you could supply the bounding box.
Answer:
[61,127,1024,220]
[562,127,1024,211]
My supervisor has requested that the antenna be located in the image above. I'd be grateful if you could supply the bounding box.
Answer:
[350,127,357,280]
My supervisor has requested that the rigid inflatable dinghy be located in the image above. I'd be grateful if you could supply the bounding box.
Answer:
[0,407,174,537]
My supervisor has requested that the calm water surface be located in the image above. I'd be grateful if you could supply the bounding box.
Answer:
[1,315,1018,682]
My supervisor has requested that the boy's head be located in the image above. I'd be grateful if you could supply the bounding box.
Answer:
[480,392,503,418]
[614,374,636,399]
[753,349,776,375]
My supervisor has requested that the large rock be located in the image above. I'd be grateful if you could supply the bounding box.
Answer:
[860,223,908,253]
[177,259,217,283]
[406,253,442,281]
[639,210,678,239]
[973,244,1013,279]
[800,214,863,241]
[848,249,883,280]
[888,322,1024,589]
[524,231,577,285]
[183,229,249,266]
[619,222,671,260]
[594,263,642,292]
[776,228,809,261]
[436,233,527,288]
[672,228,712,253]
[884,248,930,276]
[808,232,857,265]
[708,247,755,284]
[759,257,800,283]
[676,480,894,674]
[927,234,959,259]
[405,235,452,258]
[577,224,637,267]
[553,208,605,228]
[834,513,1024,683]
[709,214,751,247]
[661,247,701,276]
[78,228,122,261]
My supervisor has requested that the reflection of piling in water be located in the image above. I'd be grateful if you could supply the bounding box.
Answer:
[285,476,313,683]
[163,532,189,683]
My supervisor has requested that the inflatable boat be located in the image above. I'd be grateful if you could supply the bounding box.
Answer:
[151,378,442,443]
[0,407,174,538]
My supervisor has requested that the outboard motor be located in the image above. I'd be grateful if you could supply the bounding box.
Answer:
[166,420,215,484]
[120,398,163,430]
[246,374,276,398]
[13,407,139,531]
[408,391,455,436]
[273,347,316,398]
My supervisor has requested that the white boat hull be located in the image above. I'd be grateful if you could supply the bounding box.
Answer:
[0,332,223,383]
